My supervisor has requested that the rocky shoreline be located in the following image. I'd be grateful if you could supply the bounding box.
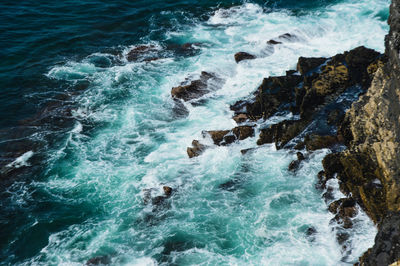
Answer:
[169,0,400,264]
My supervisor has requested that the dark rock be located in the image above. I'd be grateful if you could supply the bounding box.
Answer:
[327,109,345,126]
[240,148,253,155]
[297,57,327,75]
[233,113,248,124]
[86,255,111,265]
[267,39,282,45]
[297,152,305,161]
[127,45,158,62]
[187,140,207,158]
[234,52,256,63]
[288,160,300,172]
[322,186,335,202]
[359,212,400,266]
[304,134,339,151]
[278,33,298,41]
[163,186,173,197]
[204,126,255,146]
[171,71,218,101]
[257,119,309,149]
[336,232,350,245]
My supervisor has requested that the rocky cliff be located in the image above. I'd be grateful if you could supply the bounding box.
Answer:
[322,0,400,264]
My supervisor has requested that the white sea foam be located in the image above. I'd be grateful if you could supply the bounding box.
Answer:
[6,150,34,169]
[31,0,390,264]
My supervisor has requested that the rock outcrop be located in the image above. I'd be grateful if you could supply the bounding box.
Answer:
[320,1,400,264]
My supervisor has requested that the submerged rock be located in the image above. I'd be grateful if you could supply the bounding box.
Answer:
[234,52,256,63]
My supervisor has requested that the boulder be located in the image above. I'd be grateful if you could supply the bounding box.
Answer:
[187,140,207,158]
[297,57,326,75]
[233,113,248,124]
[204,126,255,146]
[127,45,158,62]
[171,71,218,101]
[234,52,256,63]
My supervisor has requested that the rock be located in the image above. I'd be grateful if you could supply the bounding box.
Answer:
[204,126,255,146]
[127,45,157,62]
[171,71,218,101]
[359,212,400,266]
[327,109,345,126]
[304,134,339,151]
[316,171,327,190]
[86,255,111,265]
[187,140,207,158]
[234,52,256,63]
[163,186,173,197]
[257,119,309,149]
[297,152,305,161]
[232,126,255,140]
[240,148,253,155]
[233,113,248,124]
[336,232,350,245]
[267,39,282,45]
[204,130,230,145]
[288,152,306,172]
[297,57,327,75]
[278,33,298,41]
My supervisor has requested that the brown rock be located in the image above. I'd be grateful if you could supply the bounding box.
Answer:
[234,52,256,63]
[304,134,339,151]
[171,71,218,101]
[233,113,248,124]
[187,140,207,158]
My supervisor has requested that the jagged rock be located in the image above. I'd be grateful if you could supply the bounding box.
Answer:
[288,152,306,172]
[233,113,248,124]
[359,212,400,266]
[327,109,345,126]
[257,119,309,148]
[204,126,255,146]
[187,140,207,158]
[127,45,158,62]
[304,134,339,151]
[204,130,230,145]
[297,57,326,75]
[234,52,256,63]
[171,71,218,101]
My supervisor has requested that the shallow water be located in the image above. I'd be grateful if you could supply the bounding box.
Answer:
[0,0,389,265]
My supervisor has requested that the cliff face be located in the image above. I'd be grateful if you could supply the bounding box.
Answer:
[323,0,400,264]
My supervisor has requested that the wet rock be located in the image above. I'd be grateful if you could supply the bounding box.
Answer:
[204,126,255,146]
[127,45,158,62]
[327,109,345,126]
[288,152,306,172]
[267,39,282,45]
[278,33,298,41]
[187,140,207,158]
[257,119,309,149]
[204,130,230,145]
[315,171,327,190]
[234,52,256,63]
[171,71,219,101]
[240,148,253,155]
[86,255,111,265]
[304,134,339,151]
[322,186,335,202]
[232,74,302,121]
[233,113,248,124]
[336,232,350,245]
[163,186,173,197]
[359,212,400,266]
[297,57,327,75]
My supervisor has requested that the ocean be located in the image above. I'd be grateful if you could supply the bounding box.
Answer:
[0,0,390,265]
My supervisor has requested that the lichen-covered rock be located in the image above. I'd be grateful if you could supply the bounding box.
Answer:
[234,52,256,63]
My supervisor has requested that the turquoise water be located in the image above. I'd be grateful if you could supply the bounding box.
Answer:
[0,0,389,265]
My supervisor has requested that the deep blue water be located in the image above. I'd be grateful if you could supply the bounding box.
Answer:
[0,0,389,265]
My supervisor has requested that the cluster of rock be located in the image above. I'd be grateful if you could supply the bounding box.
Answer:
[177,29,392,264]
